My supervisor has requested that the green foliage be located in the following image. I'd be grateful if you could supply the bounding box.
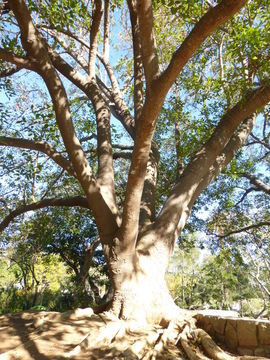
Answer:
[167,241,268,317]
[29,0,91,31]
[0,249,71,314]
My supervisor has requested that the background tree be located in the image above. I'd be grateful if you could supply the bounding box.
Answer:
[26,208,109,304]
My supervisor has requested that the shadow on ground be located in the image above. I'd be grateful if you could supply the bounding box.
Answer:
[0,309,185,359]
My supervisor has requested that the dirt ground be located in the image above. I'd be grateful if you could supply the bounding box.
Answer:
[0,308,186,359]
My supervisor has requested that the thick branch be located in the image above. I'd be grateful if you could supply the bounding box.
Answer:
[0,65,22,78]
[0,136,76,177]
[8,0,118,237]
[159,0,247,93]
[156,86,270,237]
[0,196,89,233]
[89,0,103,77]
[185,115,257,222]
[118,1,249,244]
[139,145,159,226]
[0,48,36,69]
[136,0,159,84]
[45,50,118,217]
[41,24,136,139]
[163,115,254,240]
[241,173,270,195]
[127,0,144,122]
[8,0,95,188]
[177,87,270,192]
[103,0,110,62]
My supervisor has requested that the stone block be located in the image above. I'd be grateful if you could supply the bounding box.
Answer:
[213,318,227,335]
[225,321,238,351]
[215,333,225,345]
[254,348,266,357]
[264,346,270,357]
[237,320,257,347]
[258,323,270,345]
[237,347,254,356]
[198,316,214,335]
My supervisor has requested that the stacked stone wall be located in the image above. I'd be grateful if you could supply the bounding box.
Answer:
[196,314,270,358]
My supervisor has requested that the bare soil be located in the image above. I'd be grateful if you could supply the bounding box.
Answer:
[0,308,185,359]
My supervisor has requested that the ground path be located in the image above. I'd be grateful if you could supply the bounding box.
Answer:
[0,308,186,359]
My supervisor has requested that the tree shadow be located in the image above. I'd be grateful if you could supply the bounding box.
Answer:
[0,310,94,359]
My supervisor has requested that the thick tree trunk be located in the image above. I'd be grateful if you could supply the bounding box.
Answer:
[105,233,180,324]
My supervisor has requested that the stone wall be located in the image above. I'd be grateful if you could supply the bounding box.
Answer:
[196,313,270,358]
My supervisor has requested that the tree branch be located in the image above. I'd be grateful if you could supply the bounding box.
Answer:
[136,0,159,84]
[241,173,270,195]
[0,48,36,69]
[0,136,76,177]
[234,187,259,206]
[0,196,89,233]
[8,0,118,237]
[45,50,119,217]
[214,222,270,239]
[175,120,183,180]
[127,0,144,123]
[43,27,88,70]
[247,134,270,150]
[178,86,270,191]
[41,23,135,139]
[89,0,103,77]
[155,86,270,237]
[97,53,136,138]
[103,0,110,63]
[8,0,95,189]
[0,65,22,78]
[158,0,248,93]
[118,1,249,244]
[186,114,257,214]
[113,152,132,160]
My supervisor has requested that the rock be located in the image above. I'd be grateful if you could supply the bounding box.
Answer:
[197,310,238,318]
[33,317,44,328]
[237,320,257,347]
[196,315,214,335]
[215,332,225,344]
[73,307,94,319]
[264,346,270,357]
[258,323,270,345]
[225,320,238,351]
[237,347,254,356]
[212,317,227,335]
[254,348,266,357]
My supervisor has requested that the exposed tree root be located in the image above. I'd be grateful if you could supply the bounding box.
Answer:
[66,311,268,360]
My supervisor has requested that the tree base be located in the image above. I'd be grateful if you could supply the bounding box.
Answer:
[67,310,267,360]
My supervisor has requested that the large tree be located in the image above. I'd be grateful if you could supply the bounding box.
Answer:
[0,0,270,356]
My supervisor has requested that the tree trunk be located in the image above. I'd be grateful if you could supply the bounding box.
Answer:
[105,232,180,324]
